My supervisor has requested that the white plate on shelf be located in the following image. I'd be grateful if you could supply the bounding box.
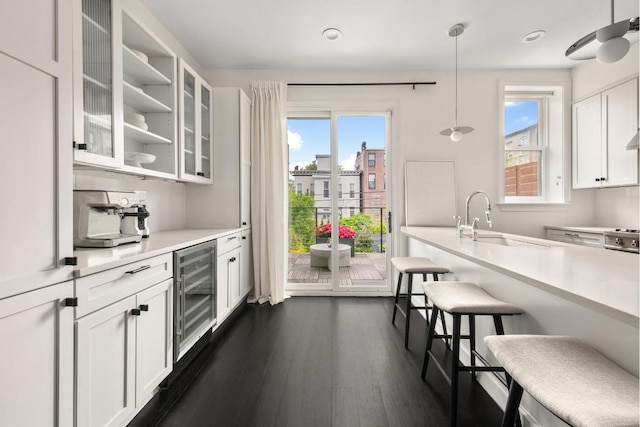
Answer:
[124,152,156,168]
[129,48,148,63]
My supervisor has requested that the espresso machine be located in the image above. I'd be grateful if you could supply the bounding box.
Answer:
[73,190,146,248]
[121,190,150,239]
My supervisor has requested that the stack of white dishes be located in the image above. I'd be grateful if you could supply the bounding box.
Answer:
[124,152,156,168]
[124,112,148,131]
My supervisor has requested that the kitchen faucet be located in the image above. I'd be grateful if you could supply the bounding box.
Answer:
[455,190,493,240]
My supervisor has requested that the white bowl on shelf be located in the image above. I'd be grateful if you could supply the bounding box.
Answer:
[124,112,149,131]
[129,48,148,63]
[124,152,156,168]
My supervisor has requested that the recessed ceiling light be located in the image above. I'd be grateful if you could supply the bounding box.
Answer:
[522,30,546,44]
[322,28,342,41]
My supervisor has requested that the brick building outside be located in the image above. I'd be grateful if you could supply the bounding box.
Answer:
[354,141,386,220]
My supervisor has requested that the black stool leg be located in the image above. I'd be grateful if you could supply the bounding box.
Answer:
[421,306,439,380]
[450,314,461,427]
[501,381,524,427]
[391,272,403,324]
[469,315,476,379]
[404,274,413,349]
[432,273,450,348]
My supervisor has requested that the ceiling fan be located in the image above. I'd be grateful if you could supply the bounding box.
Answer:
[565,0,639,63]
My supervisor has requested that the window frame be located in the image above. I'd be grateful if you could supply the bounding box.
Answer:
[368,173,376,190]
[498,82,571,207]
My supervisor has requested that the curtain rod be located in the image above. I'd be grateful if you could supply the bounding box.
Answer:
[287,82,436,90]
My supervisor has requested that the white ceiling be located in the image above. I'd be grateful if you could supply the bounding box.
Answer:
[141,0,639,70]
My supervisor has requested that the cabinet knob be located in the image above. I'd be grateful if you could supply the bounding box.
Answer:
[139,304,149,312]
[600,177,606,181]
[242,222,247,225]
[131,308,141,316]
[595,178,601,182]
[197,172,205,177]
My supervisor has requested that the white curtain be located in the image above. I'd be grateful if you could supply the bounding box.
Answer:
[249,81,288,305]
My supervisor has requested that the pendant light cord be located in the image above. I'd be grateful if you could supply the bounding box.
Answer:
[454,31,458,127]
[610,0,614,25]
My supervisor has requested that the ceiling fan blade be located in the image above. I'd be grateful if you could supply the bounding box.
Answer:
[596,19,630,42]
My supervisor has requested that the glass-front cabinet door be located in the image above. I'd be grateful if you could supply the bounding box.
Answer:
[178,59,213,183]
[73,0,123,168]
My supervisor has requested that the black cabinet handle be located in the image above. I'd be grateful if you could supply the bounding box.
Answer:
[242,222,247,225]
[601,177,606,181]
[227,236,237,241]
[131,308,141,316]
[139,304,149,312]
[125,265,151,275]
[242,236,246,240]
[230,257,237,262]
[63,297,78,307]
[595,178,601,182]
[74,141,87,150]
[197,172,205,177]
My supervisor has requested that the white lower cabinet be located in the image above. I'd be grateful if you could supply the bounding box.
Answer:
[0,281,74,427]
[75,266,173,427]
[217,233,242,322]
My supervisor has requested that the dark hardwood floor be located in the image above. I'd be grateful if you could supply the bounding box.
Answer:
[135,297,504,427]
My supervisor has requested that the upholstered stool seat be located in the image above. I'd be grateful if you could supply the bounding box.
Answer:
[485,335,640,427]
[421,281,523,427]
[391,257,451,349]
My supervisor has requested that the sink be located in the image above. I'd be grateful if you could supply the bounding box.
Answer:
[464,234,557,248]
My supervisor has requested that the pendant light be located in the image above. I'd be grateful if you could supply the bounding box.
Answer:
[565,0,639,64]
[440,23,473,142]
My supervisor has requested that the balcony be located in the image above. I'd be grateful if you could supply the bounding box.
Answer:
[288,206,387,287]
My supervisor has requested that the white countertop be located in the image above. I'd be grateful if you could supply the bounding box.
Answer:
[544,225,616,234]
[73,228,239,277]
[402,226,640,326]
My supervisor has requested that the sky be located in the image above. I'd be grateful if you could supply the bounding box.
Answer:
[504,101,538,135]
[287,106,536,170]
[288,116,386,171]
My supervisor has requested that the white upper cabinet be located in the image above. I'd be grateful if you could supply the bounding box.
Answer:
[120,10,177,179]
[73,0,179,179]
[178,60,213,183]
[73,0,123,168]
[0,0,74,298]
[572,78,639,189]
[185,88,252,227]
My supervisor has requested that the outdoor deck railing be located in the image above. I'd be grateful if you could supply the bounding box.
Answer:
[288,206,386,253]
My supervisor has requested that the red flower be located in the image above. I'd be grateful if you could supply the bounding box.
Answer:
[315,223,355,239]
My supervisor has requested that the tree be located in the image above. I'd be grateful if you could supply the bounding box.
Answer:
[304,161,318,171]
[288,188,316,252]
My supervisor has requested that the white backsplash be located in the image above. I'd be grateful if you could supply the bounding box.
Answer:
[594,186,640,228]
[74,173,187,232]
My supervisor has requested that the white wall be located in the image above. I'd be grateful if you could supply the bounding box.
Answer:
[207,68,595,240]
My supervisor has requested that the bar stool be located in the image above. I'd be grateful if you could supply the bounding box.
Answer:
[421,281,523,427]
[485,335,639,427]
[391,257,451,349]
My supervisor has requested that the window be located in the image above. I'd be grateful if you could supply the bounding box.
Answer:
[338,184,342,199]
[323,181,329,198]
[500,83,568,204]
[296,183,302,194]
[349,207,355,216]
[349,183,355,198]
[368,153,376,167]
[310,183,314,195]
[368,174,376,189]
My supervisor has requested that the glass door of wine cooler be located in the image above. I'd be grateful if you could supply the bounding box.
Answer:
[174,240,216,361]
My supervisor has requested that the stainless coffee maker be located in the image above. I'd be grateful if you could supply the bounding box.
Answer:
[73,190,144,248]
[121,190,150,239]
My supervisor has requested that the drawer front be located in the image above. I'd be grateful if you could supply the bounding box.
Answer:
[75,253,173,318]
[546,230,604,248]
[218,232,241,255]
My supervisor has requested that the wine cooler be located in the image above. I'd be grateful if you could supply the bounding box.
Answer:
[173,239,216,362]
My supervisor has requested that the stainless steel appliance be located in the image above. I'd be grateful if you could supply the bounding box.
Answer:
[73,190,143,248]
[174,240,217,362]
[120,190,150,238]
[603,229,639,254]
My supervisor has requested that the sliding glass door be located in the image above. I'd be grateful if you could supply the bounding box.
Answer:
[287,111,391,293]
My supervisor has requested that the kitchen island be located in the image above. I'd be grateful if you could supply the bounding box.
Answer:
[402,226,639,427]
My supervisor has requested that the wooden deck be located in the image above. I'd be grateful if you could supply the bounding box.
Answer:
[288,252,387,287]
